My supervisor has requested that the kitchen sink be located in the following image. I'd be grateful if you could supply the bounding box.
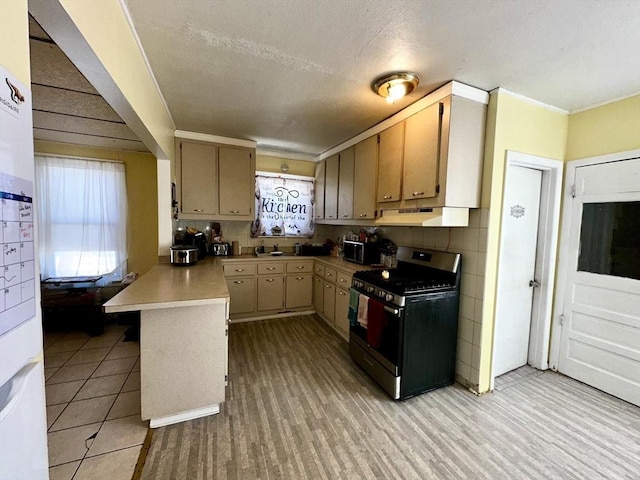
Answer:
[254,252,296,257]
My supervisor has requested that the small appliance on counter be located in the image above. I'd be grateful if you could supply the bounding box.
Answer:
[170,245,199,265]
[343,240,380,264]
[296,243,330,256]
[175,227,208,259]
[211,243,230,256]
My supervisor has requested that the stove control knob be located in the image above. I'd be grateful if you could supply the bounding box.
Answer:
[377,290,385,298]
[386,293,394,302]
[366,286,375,293]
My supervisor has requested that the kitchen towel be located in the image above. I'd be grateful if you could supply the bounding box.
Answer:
[367,297,387,348]
[357,294,369,328]
[348,289,359,326]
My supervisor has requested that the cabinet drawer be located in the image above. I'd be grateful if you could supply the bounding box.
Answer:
[287,260,314,274]
[224,263,257,277]
[324,267,337,283]
[314,263,325,278]
[257,262,284,275]
[336,270,352,288]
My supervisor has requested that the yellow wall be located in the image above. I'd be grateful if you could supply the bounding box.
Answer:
[54,0,174,161]
[0,0,30,85]
[256,155,316,177]
[565,95,640,160]
[34,141,159,276]
[478,90,568,393]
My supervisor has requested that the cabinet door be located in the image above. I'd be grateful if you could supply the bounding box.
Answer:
[227,277,256,315]
[337,147,355,220]
[219,147,253,216]
[323,282,336,323]
[257,276,284,311]
[377,122,404,203]
[313,276,324,313]
[353,136,378,219]
[403,102,441,200]
[180,141,218,215]
[324,154,339,219]
[314,161,325,219]
[334,287,351,336]
[286,274,312,308]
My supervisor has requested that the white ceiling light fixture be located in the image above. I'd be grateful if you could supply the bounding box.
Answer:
[373,72,420,104]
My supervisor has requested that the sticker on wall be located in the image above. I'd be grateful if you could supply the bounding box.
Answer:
[510,204,525,218]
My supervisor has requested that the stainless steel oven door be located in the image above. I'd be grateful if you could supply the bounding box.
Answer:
[349,297,402,375]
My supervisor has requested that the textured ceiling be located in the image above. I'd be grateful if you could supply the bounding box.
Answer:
[123,0,640,156]
[29,16,148,152]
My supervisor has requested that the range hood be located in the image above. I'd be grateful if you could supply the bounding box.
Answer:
[375,207,469,227]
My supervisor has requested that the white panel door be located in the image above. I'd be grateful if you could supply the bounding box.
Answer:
[558,158,640,406]
[493,166,542,377]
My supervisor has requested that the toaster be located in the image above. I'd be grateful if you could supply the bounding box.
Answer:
[211,243,229,256]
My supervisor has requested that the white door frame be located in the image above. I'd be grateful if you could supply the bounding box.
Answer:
[492,151,563,383]
[549,148,640,369]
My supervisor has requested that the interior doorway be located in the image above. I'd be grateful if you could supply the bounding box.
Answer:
[491,151,563,385]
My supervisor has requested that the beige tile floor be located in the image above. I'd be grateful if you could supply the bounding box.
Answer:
[44,323,147,480]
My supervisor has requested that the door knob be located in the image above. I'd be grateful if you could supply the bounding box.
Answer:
[529,280,541,288]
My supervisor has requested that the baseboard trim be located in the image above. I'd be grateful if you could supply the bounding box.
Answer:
[149,404,220,428]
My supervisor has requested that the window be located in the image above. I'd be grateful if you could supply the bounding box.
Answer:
[578,201,640,281]
[35,156,127,280]
[251,174,314,237]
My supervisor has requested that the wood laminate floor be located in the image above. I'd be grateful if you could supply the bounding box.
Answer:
[141,315,640,480]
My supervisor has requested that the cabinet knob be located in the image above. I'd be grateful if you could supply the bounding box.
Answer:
[233,280,243,284]
[339,291,346,296]
[230,210,240,214]
[340,278,347,282]
[342,215,349,218]
[326,272,333,277]
[359,214,367,217]
[235,268,244,272]
[297,266,305,269]
[326,284,331,288]
[412,192,424,196]
[296,277,304,280]
[267,267,275,271]
[383,195,392,200]
[193,208,204,212]
[266,278,274,283]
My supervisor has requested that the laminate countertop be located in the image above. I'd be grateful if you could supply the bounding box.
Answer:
[103,257,228,313]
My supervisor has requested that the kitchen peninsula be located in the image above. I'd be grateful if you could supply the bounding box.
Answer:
[103,258,229,428]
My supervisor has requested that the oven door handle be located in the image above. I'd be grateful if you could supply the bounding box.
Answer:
[384,305,401,316]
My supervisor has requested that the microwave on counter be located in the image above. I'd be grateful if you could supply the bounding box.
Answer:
[343,240,380,265]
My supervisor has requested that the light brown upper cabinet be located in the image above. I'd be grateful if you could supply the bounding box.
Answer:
[324,154,339,219]
[402,102,441,201]
[176,139,255,220]
[353,136,378,220]
[179,141,218,216]
[314,160,325,219]
[376,122,405,203]
[337,147,355,219]
[219,146,253,216]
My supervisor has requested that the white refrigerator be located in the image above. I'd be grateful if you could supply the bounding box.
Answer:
[0,66,49,479]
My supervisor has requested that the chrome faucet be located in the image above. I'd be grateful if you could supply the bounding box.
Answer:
[273,243,279,252]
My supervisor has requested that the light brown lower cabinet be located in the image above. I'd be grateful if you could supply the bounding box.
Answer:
[334,287,350,335]
[257,276,284,311]
[313,276,324,313]
[323,282,336,323]
[286,274,312,308]
[227,277,256,315]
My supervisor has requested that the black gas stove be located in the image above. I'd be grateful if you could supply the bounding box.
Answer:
[352,247,460,307]
[349,246,461,400]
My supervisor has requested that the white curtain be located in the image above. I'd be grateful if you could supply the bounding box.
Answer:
[251,175,314,237]
[35,156,127,280]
